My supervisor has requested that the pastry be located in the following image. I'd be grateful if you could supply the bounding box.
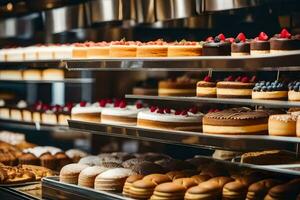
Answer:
[150,182,187,200]
[246,179,282,200]
[156,159,195,172]
[86,42,110,58]
[109,40,137,57]
[137,40,168,57]
[203,108,269,135]
[22,108,32,122]
[231,33,250,56]
[167,40,202,57]
[288,81,300,101]
[265,178,300,200]
[217,75,256,99]
[94,168,135,191]
[250,32,270,55]
[37,45,55,60]
[5,48,24,61]
[72,43,88,58]
[42,69,64,80]
[39,153,56,170]
[24,46,38,61]
[79,156,103,166]
[59,163,89,184]
[131,161,165,175]
[78,166,108,188]
[196,76,216,98]
[53,45,73,59]
[123,174,144,197]
[133,78,158,96]
[41,105,60,125]
[158,76,197,96]
[18,153,40,166]
[190,175,211,184]
[0,165,36,184]
[122,158,144,169]
[65,149,87,163]
[270,29,300,53]
[0,70,23,80]
[54,152,72,170]
[57,103,73,125]
[137,106,203,131]
[23,69,42,80]
[202,34,232,56]
[268,114,297,136]
[252,80,288,100]
[11,100,27,121]
[20,164,56,180]
[0,100,10,119]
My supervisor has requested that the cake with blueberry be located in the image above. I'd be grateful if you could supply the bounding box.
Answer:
[101,101,144,126]
[231,33,250,56]
[203,107,269,135]
[216,76,256,99]
[288,81,300,101]
[158,76,197,96]
[252,81,288,100]
[250,32,270,55]
[71,100,114,123]
[270,29,300,53]
[196,76,216,98]
[137,40,168,57]
[86,42,110,58]
[109,40,137,57]
[137,106,203,131]
[268,114,297,137]
[202,34,232,56]
[167,40,202,57]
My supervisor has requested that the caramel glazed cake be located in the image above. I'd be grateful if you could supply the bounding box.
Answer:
[202,108,269,135]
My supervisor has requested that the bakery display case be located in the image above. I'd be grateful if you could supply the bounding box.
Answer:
[1,0,300,200]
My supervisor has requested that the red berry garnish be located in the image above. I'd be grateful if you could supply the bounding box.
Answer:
[227,37,235,43]
[119,101,127,108]
[42,104,50,111]
[136,102,143,109]
[99,99,107,107]
[218,34,226,41]
[235,76,242,82]
[250,75,257,82]
[189,107,198,114]
[214,109,220,112]
[175,110,181,115]
[206,36,213,42]
[107,99,113,104]
[237,33,246,42]
[225,76,234,81]
[181,110,188,115]
[164,108,171,114]
[156,108,164,114]
[280,28,291,39]
[150,106,157,112]
[241,76,250,83]
[114,101,120,107]
[258,32,268,41]
[52,105,62,112]
[203,76,212,82]
[80,101,87,107]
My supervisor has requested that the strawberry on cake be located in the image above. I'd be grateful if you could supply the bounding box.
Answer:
[168,40,202,57]
[202,34,232,56]
[231,33,250,56]
[196,76,216,98]
[137,106,203,131]
[109,40,137,57]
[270,29,300,53]
[136,40,168,57]
[250,32,270,55]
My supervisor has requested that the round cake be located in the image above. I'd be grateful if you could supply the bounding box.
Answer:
[136,40,168,57]
[167,41,202,57]
[109,40,137,57]
[158,76,197,96]
[202,108,269,135]
[231,33,250,56]
[196,76,216,98]
[268,114,297,137]
[216,76,256,99]
[288,81,300,101]
[270,29,300,53]
[252,81,288,100]
[202,34,232,56]
[72,43,88,58]
[132,78,158,96]
[250,32,270,55]
[137,107,203,131]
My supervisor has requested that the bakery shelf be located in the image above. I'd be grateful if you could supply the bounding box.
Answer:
[0,78,95,84]
[125,94,300,108]
[68,120,300,152]
[0,60,64,69]
[42,177,132,200]
[64,50,300,71]
[0,186,40,200]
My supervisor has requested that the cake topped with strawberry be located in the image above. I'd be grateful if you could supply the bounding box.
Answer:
[110,39,138,57]
[216,75,256,99]
[203,33,232,56]
[270,29,300,53]
[250,32,270,55]
[231,33,250,56]
[167,39,202,57]
[136,39,168,57]
[137,106,203,131]
[196,75,217,98]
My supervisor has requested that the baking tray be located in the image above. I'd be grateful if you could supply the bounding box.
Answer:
[0,181,40,187]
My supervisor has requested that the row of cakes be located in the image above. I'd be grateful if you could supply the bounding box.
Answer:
[0,69,64,81]
[59,153,300,200]
[1,29,299,62]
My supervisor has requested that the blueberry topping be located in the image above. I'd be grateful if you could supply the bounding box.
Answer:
[261,86,267,91]
[267,86,272,91]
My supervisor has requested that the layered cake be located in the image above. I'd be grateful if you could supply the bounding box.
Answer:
[252,80,288,100]
[6,48,24,61]
[24,46,38,61]
[270,28,300,53]
[86,42,110,58]
[0,70,23,80]
[42,69,64,80]
[216,75,256,99]
[109,40,137,57]
[137,106,203,131]
[158,76,197,96]
[167,40,202,57]
[202,34,232,56]
[268,114,297,137]
[196,76,216,98]
[202,108,269,135]
[231,33,250,56]
[10,100,27,121]
[288,81,300,101]
[53,45,73,60]
[136,40,168,57]
[58,103,73,125]
[250,32,270,55]
[0,99,9,119]
[23,69,42,80]
[41,105,60,125]
[72,43,88,58]
[71,100,113,123]
[37,45,55,60]
[132,79,158,96]
[101,101,144,125]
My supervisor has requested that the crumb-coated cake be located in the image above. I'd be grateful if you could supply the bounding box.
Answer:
[158,76,197,96]
[101,101,145,126]
[217,75,256,99]
[136,40,168,57]
[202,108,269,135]
[137,106,203,131]
[196,76,216,98]
[167,40,202,57]
[250,32,270,55]
[202,34,232,56]
[270,29,300,53]
[231,32,250,56]
[268,114,297,137]
[109,40,137,57]
[252,80,288,100]
[288,81,300,101]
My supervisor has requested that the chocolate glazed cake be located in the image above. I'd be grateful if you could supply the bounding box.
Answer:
[250,32,270,55]
[202,34,231,56]
[270,29,300,53]
[202,108,269,135]
[231,33,250,56]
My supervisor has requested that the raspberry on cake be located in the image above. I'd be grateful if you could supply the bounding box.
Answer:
[231,33,250,56]
[270,29,300,53]
[252,80,288,100]
[288,81,300,101]
[137,106,203,132]
[196,76,216,98]
[86,41,110,58]
[137,40,168,57]
[202,34,232,56]
[250,32,270,55]
[109,40,137,57]
[167,40,202,57]
[158,76,197,96]
[216,75,256,99]
[203,107,269,135]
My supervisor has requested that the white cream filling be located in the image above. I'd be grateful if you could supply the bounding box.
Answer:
[71,103,113,114]
[217,88,252,95]
[196,87,216,95]
[101,105,143,118]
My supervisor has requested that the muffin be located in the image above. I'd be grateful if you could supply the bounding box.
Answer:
[40,153,56,170]
[18,153,40,166]
[60,163,89,184]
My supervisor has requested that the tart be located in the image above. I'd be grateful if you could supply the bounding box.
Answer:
[158,76,197,96]
[270,29,300,53]
[167,40,202,57]
[202,107,269,135]
[86,41,110,58]
[109,40,137,57]
[252,80,288,100]
[250,32,270,55]
[288,81,300,101]
[231,33,250,56]
[137,40,168,57]
[268,114,297,137]
[202,34,232,56]
[196,76,216,98]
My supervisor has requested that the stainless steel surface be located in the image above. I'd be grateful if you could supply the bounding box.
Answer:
[68,120,299,152]
[202,0,266,12]
[126,95,300,108]
[0,78,94,84]
[134,0,155,23]
[0,60,63,68]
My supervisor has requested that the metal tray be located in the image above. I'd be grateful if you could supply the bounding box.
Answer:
[0,181,40,187]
